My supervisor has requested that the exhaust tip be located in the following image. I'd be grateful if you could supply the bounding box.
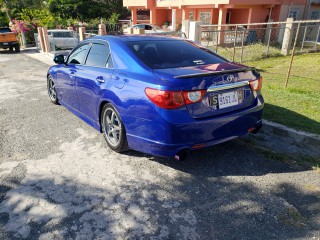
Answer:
[249,122,263,134]
[174,150,188,161]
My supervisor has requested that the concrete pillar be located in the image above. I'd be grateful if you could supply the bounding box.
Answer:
[99,24,107,35]
[42,27,50,53]
[150,8,156,24]
[181,20,190,38]
[79,27,86,41]
[189,21,202,43]
[21,32,26,48]
[218,8,227,44]
[172,9,177,31]
[182,9,186,21]
[131,8,137,25]
[37,27,45,52]
[281,18,294,55]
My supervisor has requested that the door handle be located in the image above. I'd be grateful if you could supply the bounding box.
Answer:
[70,72,76,77]
[96,76,105,83]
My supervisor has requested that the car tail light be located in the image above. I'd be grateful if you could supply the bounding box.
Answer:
[249,77,263,91]
[145,88,206,109]
[145,88,184,109]
[183,90,206,105]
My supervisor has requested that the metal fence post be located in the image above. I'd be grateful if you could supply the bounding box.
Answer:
[240,29,245,62]
[315,25,320,51]
[232,25,238,62]
[300,24,308,52]
[215,30,219,53]
[285,22,301,89]
[266,27,272,57]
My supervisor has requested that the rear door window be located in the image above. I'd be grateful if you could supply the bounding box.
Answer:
[85,43,112,68]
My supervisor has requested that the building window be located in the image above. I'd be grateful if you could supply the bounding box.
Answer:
[310,11,320,19]
[189,11,194,21]
[137,10,150,21]
[288,9,299,20]
[199,12,211,25]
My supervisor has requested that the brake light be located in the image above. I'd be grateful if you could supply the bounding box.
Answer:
[145,88,206,109]
[145,88,184,109]
[249,77,263,91]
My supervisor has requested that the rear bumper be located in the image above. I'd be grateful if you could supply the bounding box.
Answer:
[124,97,264,158]
[0,41,19,49]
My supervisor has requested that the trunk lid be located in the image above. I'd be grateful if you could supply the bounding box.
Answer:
[152,62,260,118]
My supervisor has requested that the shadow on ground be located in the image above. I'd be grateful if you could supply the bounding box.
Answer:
[0,140,319,239]
[263,103,320,136]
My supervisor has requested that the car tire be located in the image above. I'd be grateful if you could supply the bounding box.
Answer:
[101,103,128,152]
[14,45,20,52]
[47,75,59,104]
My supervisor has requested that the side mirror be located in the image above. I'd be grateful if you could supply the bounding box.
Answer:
[54,55,65,64]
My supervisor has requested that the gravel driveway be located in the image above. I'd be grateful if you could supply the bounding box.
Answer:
[0,50,319,240]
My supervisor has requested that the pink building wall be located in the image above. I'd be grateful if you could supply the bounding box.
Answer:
[228,9,250,24]
[155,9,168,26]
[248,6,271,23]
[125,0,310,26]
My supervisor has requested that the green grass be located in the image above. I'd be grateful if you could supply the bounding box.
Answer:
[214,43,283,62]
[209,44,320,134]
[245,52,320,135]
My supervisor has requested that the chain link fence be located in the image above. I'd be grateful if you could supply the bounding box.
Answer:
[201,20,320,63]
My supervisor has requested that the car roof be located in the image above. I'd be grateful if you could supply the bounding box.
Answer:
[48,29,74,32]
[91,34,182,43]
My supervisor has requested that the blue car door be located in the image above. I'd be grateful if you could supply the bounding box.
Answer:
[76,42,114,122]
[59,43,90,110]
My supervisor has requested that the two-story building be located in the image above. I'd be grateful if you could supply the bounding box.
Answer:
[123,0,316,30]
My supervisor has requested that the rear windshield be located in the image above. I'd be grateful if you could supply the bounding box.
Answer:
[0,28,12,33]
[127,40,227,69]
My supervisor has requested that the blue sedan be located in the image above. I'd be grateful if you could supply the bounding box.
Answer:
[47,35,264,160]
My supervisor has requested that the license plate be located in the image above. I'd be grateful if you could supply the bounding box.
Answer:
[209,90,243,109]
[218,91,239,109]
[3,43,8,45]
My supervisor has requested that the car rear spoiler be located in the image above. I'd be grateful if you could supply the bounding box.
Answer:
[174,67,255,79]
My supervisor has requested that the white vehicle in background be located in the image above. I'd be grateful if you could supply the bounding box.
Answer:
[47,29,79,50]
[124,24,174,34]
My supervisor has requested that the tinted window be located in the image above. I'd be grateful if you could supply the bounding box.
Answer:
[51,31,74,38]
[0,28,11,33]
[127,40,226,69]
[85,43,110,67]
[67,44,90,65]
